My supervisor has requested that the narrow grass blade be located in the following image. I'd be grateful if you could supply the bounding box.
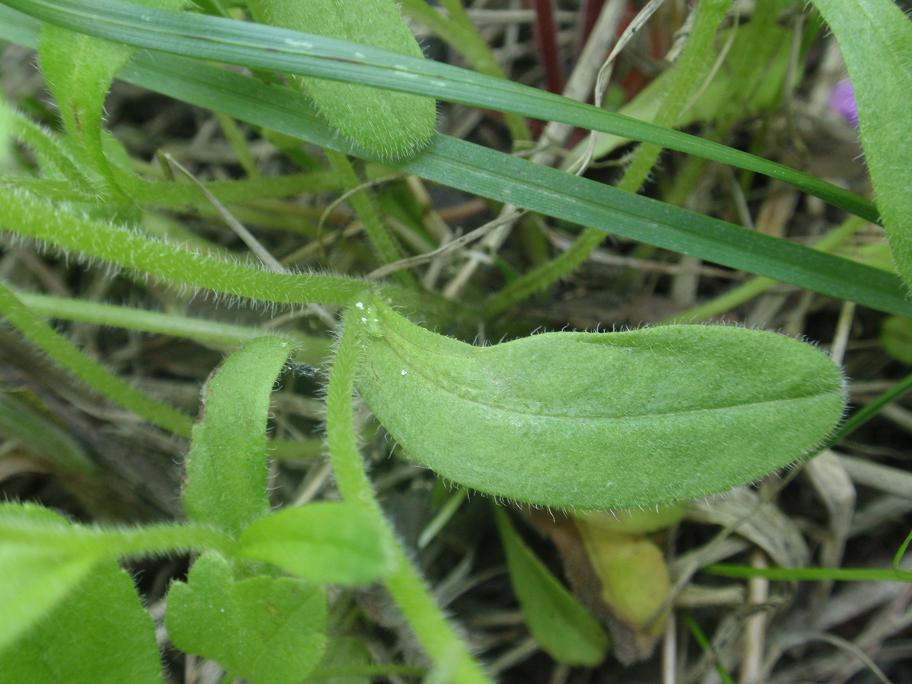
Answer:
[0,8,907,317]
[118,52,912,318]
[706,564,912,583]
[0,280,193,436]
[1,0,877,222]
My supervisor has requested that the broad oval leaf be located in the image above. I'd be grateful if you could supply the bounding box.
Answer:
[809,0,912,287]
[247,0,436,161]
[238,503,394,586]
[356,299,845,510]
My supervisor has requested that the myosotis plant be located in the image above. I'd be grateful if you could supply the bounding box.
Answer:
[0,0,908,681]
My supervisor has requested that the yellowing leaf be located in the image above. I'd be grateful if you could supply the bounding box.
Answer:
[575,518,671,663]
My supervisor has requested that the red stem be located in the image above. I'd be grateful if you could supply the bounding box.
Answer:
[579,0,607,49]
[527,0,564,93]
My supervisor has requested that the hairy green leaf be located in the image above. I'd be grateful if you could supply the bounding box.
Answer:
[809,0,912,286]
[37,0,185,195]
[0,520,163,683]
[182,336,292,536]
[247,0,435,160]
[0,504,103,650]
[166,551,326,684]
[356,298,846,510]
[495,509,609,666]
[238,503,394,586]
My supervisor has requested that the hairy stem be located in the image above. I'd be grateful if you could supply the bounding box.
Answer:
[0,520,236,558]
[0,188,369,306]
[0,279,193,436]
[326,306,491,683]
[9,107,96,193]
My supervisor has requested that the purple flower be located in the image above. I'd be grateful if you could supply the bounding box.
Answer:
[829,79,859,128]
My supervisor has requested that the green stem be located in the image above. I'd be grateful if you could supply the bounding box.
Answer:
[0,520,236,558]
[16,290,331,365]
[215,111,260,178]
[131,171,340,207]
[326,306,491,684]
[0,279,193,436]
[0,187,369,306]
[483,0,734,317]
[706,564,912,583]
[324,149,417,290]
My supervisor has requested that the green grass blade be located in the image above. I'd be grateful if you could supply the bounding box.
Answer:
[0,9,907,317]
[1,0,877,222]
[706,563,912,583]
[828,369,912,446]
[119,52,912,317]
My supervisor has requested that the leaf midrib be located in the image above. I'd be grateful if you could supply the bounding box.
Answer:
[372,325,838,423]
